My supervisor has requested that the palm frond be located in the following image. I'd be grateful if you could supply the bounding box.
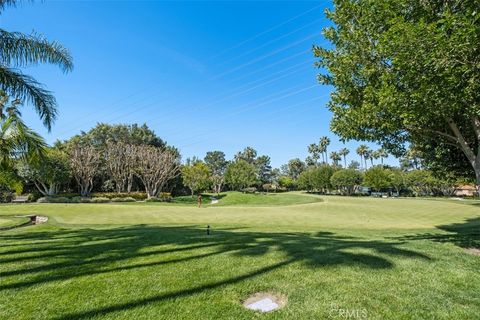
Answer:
[0,65,57,130]
[0,114,46,167]
[0,29,73,71]
[0,0,18,12]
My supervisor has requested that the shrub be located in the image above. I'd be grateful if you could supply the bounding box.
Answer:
[0,191,14,203]
[57,193,80,198]
[90,197,110,203]
[158,192,172,202]
[71,196,91,203]
[145,197,163,202]
[37,196,71,203]
[241,187,257,194]
[90,192,147,200]
[111,197,136,202]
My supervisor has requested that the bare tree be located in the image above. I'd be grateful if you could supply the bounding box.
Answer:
[105,142,134,193]
[69,145,101,197]
[134,145,180,198]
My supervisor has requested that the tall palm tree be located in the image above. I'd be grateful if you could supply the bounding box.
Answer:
[339,147,349,168]
[356,145,369,170]
[0,1,73,130]
[329,151,341,167]
[319,136,330,164]
[0,95,46,168]
[377,148,388,165]
[308,143,320,165]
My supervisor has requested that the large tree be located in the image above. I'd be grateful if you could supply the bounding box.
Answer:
[224,160,257,191]
[182,161,212,196]
[134,145,180,198]
[314,0,480,190]
[17,148,70,196]
[69,145,101,197]
[204,150,227,194]
[0,1,73,130]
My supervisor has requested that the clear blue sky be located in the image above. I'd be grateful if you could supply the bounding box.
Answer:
[1,1,395,167]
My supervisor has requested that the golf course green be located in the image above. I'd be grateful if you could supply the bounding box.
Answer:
[0,192,479,319]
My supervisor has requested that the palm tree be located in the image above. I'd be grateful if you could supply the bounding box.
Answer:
[339,147,349,168]
[0,2,73,130]
[329,151,341,167]
[356,145,368,170]
[0,95,46,168]
[377,148,388,165]
[319,136,330,164]
[308,143,320,165]
[364,148,373,168]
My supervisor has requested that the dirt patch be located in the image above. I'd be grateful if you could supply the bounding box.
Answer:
[243,292,287,312]
[466,248,480,256]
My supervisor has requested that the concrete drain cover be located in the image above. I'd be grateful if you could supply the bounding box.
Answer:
[243,292,285,312]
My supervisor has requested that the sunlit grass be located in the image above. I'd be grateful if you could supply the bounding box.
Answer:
[0,193,479,319]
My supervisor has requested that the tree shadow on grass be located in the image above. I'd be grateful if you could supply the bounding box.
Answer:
[0,225,430,320]
[396,217,480,249]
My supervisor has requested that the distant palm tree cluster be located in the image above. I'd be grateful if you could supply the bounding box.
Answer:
[306,137,388,170]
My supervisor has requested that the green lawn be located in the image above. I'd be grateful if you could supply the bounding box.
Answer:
[0,216,30,229]
[0,193,479,319]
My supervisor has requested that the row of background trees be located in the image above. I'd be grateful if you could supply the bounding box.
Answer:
[1,121,474,202]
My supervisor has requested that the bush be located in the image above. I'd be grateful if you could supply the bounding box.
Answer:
[158,192,172,202]
[71,196,91,203]
[37,196,71,203]
[241,187,257,194]
[145,197,163,202]
[0,191,14,203]
[57,193,80,198]
[111,197,136,202]
[90,192,147,200]
[90,197,110,203]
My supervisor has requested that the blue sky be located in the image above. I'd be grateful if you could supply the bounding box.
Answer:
[1,1,395,167]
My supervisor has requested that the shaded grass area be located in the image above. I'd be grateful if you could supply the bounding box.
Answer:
[0,196,479,319]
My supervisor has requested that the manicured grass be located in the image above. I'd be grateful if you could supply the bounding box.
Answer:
[0,193,479,319]
[0,216,30,229]
[170,191,322,207]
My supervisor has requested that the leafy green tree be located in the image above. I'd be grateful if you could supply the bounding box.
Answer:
[255,155,272,183]
[405,170,437,196]
[224,160,257,191]
[298,165,335,193]
[278,176,296,190]
[348,160,360,170]
[17,148,70,196]
[314,0,480,191]
[0,2,73,130]
[364,166,391,192]
[282,158,306,180]
[204,151,227,194]
[388,168,405,195]
[234,147,257,164]
[0,169,22,202]
[330,169,363,195]
[181,161,212,196]
[63,123,166,149]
